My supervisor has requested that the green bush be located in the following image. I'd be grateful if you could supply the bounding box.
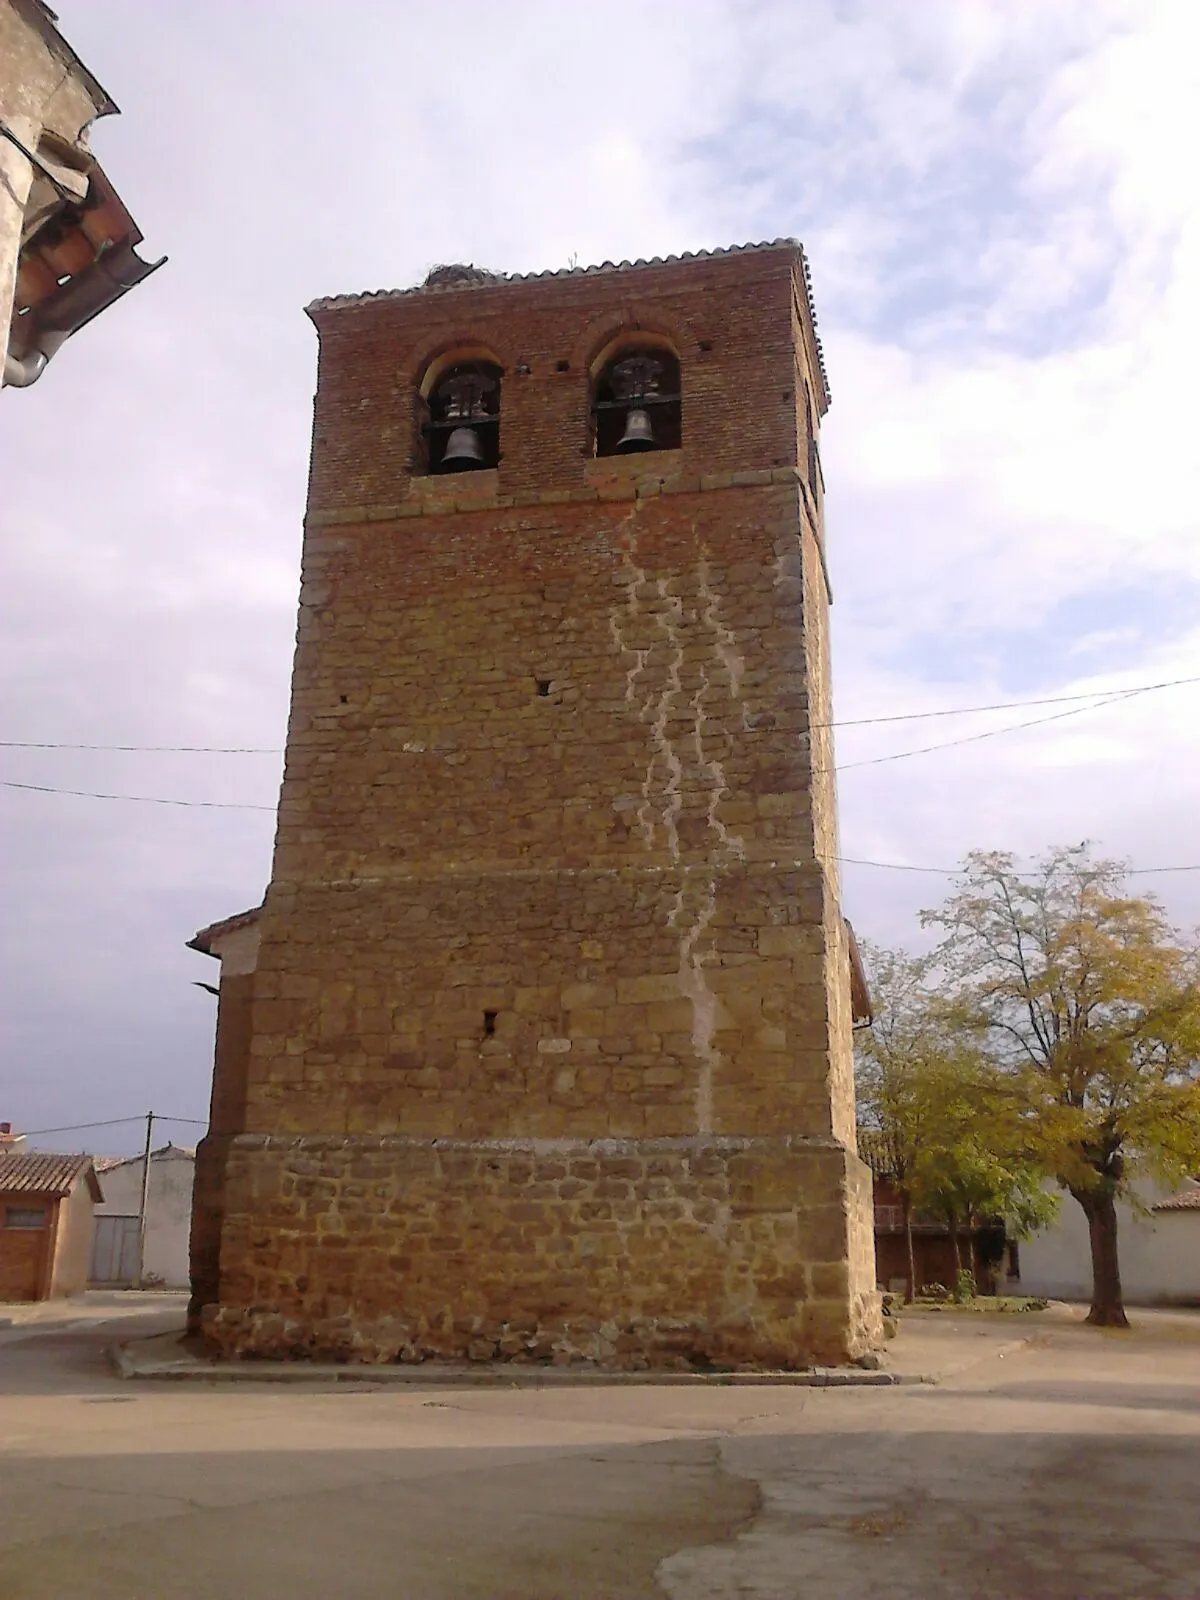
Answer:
[953,1269,977,1303]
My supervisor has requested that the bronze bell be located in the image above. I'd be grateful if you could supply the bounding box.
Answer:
[440,424,487,470]
[615,407,656,453]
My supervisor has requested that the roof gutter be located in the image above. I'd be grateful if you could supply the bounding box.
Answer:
[3,349,48,386]
[2,326,70,388]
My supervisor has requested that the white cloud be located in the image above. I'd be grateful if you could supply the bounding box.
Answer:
[3,0,1198,1141]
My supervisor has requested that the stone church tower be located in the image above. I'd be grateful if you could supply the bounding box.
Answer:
[190,241,881,1367]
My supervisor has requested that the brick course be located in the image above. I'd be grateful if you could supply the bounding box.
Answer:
[200,243,881,1366]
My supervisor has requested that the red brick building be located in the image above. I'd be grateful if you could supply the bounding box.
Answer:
[191,242,881,1369]
[857,1130,1007,1296]
[0,1134,101,1301]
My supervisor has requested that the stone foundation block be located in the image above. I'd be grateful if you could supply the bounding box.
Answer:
[207,1133,881,1369]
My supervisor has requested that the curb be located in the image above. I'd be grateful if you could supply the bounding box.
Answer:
[109,1339,936,1389]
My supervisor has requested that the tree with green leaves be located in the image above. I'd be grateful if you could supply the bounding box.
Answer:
[856,942,1053,1301]
[923,844,1200,1327]
[903,1048,1054,1289]
[854,943,938,1302]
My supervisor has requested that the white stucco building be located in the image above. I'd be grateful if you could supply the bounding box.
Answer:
[90,1144,195,1289]
[1017,1179,1200,1307]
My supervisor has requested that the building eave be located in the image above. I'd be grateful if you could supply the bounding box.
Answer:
[304,239,832,410]
[846,920,873,1027]
[7,157,164,375]
[187,905,263,958]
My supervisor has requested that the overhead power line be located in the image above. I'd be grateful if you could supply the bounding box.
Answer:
[829,672,1199,730]
[15,1114,207,1138]
[1,673,1194,809]
[0,741,280,753]
[1,780,276,810]
[3,672,1197,752]
[838,855,1200,877]
[836,687,1147,771]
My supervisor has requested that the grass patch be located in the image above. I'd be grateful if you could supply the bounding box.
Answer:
[914,1294,1050,1314]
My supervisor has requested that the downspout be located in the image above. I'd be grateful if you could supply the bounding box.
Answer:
[4,330,71,388]
[3,350,49,387]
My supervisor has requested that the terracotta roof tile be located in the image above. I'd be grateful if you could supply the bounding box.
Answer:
[1153,1183,1200,1212]
[187,904,262,956]
[856,1127,905,1179]
[94,1143,195,1173]
[305,240,830,406]
[0,1151,100,1199]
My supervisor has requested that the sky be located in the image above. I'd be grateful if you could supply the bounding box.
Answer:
[3,0,1199,1152]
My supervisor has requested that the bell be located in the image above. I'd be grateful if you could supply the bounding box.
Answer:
[615,407,656,453]
[440,425,486,470]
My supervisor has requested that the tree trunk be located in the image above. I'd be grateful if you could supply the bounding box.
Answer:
[1073,1188,1129,1328]
[902,1194,916,1305]
[947,1211,962,1277]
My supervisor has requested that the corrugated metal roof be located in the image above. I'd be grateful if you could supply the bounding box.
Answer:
[1153,1183,1200,1212]
[305,240,830,405]
[0,1151,99,1198]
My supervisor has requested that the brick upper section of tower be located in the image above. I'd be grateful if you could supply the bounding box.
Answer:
[302,240,828,520]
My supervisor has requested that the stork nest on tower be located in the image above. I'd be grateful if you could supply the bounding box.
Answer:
[422,263,501,290]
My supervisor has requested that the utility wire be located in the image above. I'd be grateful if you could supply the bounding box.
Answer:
[15,1114,207,1138]
[0,741,280,753]
[4,672,1198,752]
[0,679,1190,819]
[827,673,1198,729]
[836,688,1146,771]
[1,780,276,810]
[838,855,1200,877]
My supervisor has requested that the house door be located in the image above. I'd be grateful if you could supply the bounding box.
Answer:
[1,1202,52,1301]
[89,1215,140,1286]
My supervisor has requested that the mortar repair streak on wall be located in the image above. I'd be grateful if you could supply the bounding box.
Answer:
[187,242,882,1371]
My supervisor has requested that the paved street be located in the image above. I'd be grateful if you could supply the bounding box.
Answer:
[1,1296,1199,1598]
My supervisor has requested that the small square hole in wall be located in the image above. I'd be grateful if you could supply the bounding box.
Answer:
[536,679,553,697]
[556,359,570,372]
[483,1010,498,1036]
[698,339,713,352]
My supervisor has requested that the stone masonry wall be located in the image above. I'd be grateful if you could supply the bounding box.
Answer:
[189,970,253,1329]
[208,1134,878,1368]
[208,246,881,1364]
[248,481,848,1143]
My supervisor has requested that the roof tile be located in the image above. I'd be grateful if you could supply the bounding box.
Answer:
[305,240,830,405]
[188,904,262,955]
[0,1151,98,1197]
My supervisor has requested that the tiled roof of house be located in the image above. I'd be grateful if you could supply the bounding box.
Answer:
[306,240,830,405]
[856,1127,906,1179]
[94,1143,196,1173]
[1153,1182,1200,1212]
[0,1151,101,1200]
[187,904,262,957]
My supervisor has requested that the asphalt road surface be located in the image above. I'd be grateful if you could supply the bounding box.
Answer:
[1,1295,1199,1598]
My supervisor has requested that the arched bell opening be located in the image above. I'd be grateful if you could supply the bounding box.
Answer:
[420,358,502,474]
[591,343,682,459]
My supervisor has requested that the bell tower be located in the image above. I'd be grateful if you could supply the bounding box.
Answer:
[195,242,882,1368]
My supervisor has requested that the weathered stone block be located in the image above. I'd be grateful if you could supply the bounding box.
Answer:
[193,246,878,1369]
[209,1135,880,1368]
